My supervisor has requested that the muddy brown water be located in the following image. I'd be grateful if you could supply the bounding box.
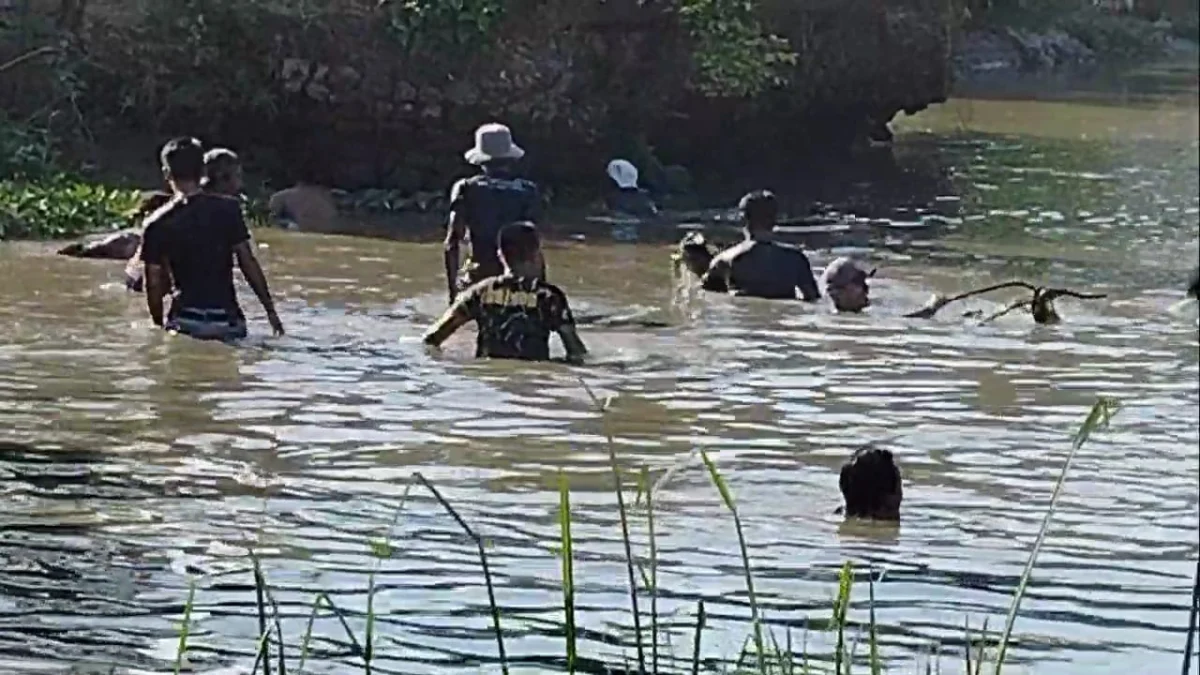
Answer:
[1,64,1199,674]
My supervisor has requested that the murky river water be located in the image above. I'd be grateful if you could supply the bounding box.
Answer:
[2,64,1198,675]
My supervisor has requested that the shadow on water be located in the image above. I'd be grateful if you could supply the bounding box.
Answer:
[0,61,1198,675]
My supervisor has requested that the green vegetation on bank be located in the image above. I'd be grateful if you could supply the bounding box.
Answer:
[0,117,141,240]
[1,0,951,200]
[164,391,1138,674]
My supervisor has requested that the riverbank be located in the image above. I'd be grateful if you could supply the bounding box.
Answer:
[952,4,1199,89]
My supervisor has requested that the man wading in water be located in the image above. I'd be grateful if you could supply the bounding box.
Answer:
[424,222,587,363]
[140,137,284,340]
[124,147,244,292]
[443,123,544,303]
[697,190,822,301]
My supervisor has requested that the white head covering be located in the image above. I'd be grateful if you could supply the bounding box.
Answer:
[606,159,640,190]
[464,123,525,165]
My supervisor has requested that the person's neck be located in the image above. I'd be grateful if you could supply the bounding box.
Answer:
[745,226,775,242]
[172,181,202,197]
[505,262,539,278]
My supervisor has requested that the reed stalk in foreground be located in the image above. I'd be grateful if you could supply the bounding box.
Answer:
[559,472,578,673]
[173,577,196,675]
[412,472,509,674]
[1185,556,1200,675]
[699,449,767,673]
[582,379,646,672]
[991,396,1120,674]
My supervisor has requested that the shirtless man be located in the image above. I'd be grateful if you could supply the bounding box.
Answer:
[267,165,338,233]
[444,123,544,303]
[124,147,244,292]
[140,137,283,341]
[424,221,586,364]
[697,190,821,301]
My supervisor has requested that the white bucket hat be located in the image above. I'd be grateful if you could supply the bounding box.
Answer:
[464,123,525,165]
[606,159,639,189]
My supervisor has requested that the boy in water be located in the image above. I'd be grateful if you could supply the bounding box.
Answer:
[838,445,903,521]
[124,147,244,292]
[424,221,586,363]
[699,190,821,301]
[140,137,283,340]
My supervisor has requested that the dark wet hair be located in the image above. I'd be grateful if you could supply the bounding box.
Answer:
[160,137,205,183]
[738,189,778,229]
[839,445,902,520]
[203,148,241,187]
[1188,265,1199,299]
[498,221,541,264]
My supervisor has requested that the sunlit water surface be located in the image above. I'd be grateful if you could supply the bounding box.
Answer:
[1,64,1198,675]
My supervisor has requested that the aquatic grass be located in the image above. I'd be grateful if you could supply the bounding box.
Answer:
[559,472,578,672]
[173,576,197,675]
[1185,557,1200,675]
[582,379,647,672]
[700,449,767,673]
[691,599,706,675]
[166,391,1121,675]
[991,396,1120,674]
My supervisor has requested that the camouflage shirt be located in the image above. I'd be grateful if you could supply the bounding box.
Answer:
[449,274,575,361]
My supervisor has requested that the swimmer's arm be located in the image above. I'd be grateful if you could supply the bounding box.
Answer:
[234,241,284,335]
[557,325,588,365]
[700,258,730,293]
[423,301,471,348]
[795,255,821,302]
[444,180,469,302]
[143,263,169,327]
[139,221,168,326]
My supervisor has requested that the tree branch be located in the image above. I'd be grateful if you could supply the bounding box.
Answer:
[905,280,1106,324]
[0,47,57,76]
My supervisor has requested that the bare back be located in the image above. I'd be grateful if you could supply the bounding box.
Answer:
[705,239,820,301]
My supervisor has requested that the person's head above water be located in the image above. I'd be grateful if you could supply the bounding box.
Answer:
[607,159,640,191]
[822,256,875,313]
[202,147,242,195]
[497,221,544,276]
[160,136,205,191]
[839,445,902,521]
[466,122,524,172]
[738,190,778,235]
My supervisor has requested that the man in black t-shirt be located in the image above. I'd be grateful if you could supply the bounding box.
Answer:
[424,222,586,363]
[139,137,284,341]
[443,123,544,302]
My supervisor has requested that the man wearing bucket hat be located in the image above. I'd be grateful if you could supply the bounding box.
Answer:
[444,123,544,303]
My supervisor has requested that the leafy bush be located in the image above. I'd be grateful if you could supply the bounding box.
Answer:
[0,117,59,180]
[1056,9,1173,60]
[0,176,142,241]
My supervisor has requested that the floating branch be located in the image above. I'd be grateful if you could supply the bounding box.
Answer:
[905,280,1106,325]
